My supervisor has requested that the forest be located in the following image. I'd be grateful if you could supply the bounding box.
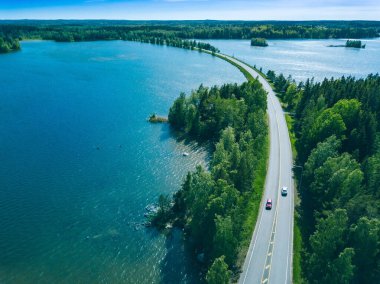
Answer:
[0,20,379,53]
[152,80,268,283]
[1,20,379,39]
[0,36,20,53]
[267,70,380,283]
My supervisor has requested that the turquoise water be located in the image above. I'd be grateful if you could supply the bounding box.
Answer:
[0,40,245,283]
[207,38,380,82]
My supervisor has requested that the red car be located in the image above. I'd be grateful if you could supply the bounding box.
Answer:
[265,199,272,210]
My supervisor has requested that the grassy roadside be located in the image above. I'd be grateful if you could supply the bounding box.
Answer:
[214,54,255,82]
[227,56,272,84]
[200,50,254,82]
[285,114,297,158]
[293,213,303,284]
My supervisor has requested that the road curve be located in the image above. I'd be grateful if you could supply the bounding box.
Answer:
[217,54,295,284]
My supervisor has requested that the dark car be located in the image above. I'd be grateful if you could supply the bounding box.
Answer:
[265,199,272,210]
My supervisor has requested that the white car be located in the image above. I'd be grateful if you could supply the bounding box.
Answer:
[281,186,288,196]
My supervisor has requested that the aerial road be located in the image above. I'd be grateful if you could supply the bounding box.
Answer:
[216,54,295,284]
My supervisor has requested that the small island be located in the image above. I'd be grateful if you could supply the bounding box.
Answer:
[345,39,366,48]
[250,38,268,47]
[148,113,168,123]
[328,39,366,49]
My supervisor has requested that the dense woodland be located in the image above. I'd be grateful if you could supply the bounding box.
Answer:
[1,20,379,40]
[268,71,380,283]
[0,20,379,53]
[0,36,20,53]
[154,80,268,283]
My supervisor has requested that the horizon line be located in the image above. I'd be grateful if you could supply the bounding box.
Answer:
[1,19,380,22]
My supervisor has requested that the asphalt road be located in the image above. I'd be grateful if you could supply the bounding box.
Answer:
[217,54,294,284]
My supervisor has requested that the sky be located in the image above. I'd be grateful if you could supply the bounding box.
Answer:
[0,0,379,20]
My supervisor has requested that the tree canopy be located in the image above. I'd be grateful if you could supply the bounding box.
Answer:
[1,20,379,53]
[269,71,380,283]
[162,80,268,281]
[0,36,20,53]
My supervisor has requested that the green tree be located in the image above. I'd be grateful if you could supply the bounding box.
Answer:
[303,135,341,185]
[283,83,298,108]
[206,256,230,284]
[213,215,238,265]
[266,70,276,82]
[185,166,215,246]
[328,248,355,284]
[349,217,380,283]
[151,194,173,229]
[212,132,232,182]
[366,153,380,197]
[203,180,240,251]
[310,153,363,211]
[313,109,346,144]
[307,209,350,283]
[331,99,361,131]
[274,73,288,93]
[168,93,187,129]
[247,109,267,140]
[236,149,256,192]
[301,108,346,159]
[288,74,380,284]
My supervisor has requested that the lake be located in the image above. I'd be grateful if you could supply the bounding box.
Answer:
[0,40,245,283]
[207,38,380,82]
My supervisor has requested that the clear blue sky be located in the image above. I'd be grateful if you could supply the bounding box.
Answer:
[0,0,379,20]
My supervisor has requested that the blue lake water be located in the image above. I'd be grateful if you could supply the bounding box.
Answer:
[207,38,380,82]
[0,40,245,283]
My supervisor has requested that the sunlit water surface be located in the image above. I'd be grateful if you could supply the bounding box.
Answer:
[207,38,380,82]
